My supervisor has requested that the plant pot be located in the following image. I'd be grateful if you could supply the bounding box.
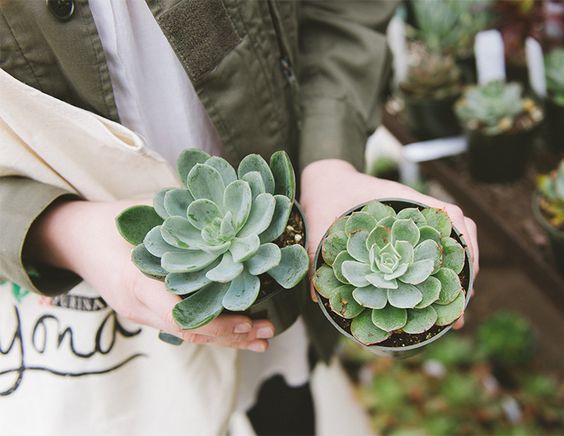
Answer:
[403,93,462,140]
[314,199,474,358]
[544,97,564,152]
[466,125,539,183]
[532,193,564,275]
[243,203,307,336]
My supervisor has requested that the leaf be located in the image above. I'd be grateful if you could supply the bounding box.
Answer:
[419,225,442,244]
[378,215,396,228]
[224,180,252,232]
[327,216,347,235]
[143,226,184,257]
[172,282,229,329]
[345,212,377,237]
[187,163,225,206]
[366,225,391,250]
[387,283,423,308]
[391,219,420,247]
[435,268,462,304]
[329,285,364,319]
[161,250,219,273]
[322,231,347,266]
[371,305,407,332]
[205,252,244,283]
[229,235,260,262]
[161,216,204,249]
[153,188,172,219]
[116,205,163,246]
[415,276,442,308]
[187,199,222,230]
[395,240,414,264]
[347,231,370,262]
[341,261,371,287]
[414,239,442,274]
[312,265,342,298]
[177,149,210,187]
[242,171,266,199]
[238,193,276,237]
[421,207,452,237]
[219,212,236,241]
[383,263,408,281]
[352,285,388,309]
[131,244,167,278]
[351,310,391,345]
[267,244,309,289]
[332,251,355,284]
[366,271,398,289]
[441,237,466,274]
[205,156,237,187]
[399,259,434,285]
[222,270,260,311]
[259,195,292,243]
[165,259,220,295]
[164,188,194,217]
[270,150,295,202]
[245,243,281,275]
[434,291,465,326]
[361,201,396,221]
[238,154,275,194]
[396,208,426,226]
[403,306,438,334]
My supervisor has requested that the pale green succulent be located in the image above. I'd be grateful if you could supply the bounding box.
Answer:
[313,200,467,346]
[117,149,309,329]
[537,160,564,229]
[545,49,564,106]
[455,81,542,135]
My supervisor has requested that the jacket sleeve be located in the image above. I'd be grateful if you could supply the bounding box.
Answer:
[297,0,398,171]
[0,176,81,296]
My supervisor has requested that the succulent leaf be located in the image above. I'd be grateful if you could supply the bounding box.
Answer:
[238,154,275,195]
[187,163,225,206]
[172,281,229,329]
[388,283,423,308]
[341,261,372,287]
[328,216,348,235]
[259,195,292,243]
[361,201,396,221]
[222,270,260,311]
[434,291,465,326]
[131,244,167,278]
[116,205,163,246]
[366,225,390,250]
[366,271,398,289]
[205,156,237,187]
[421,208,452,237]
[391,219,420,246]
[165,259,220,295]
[238,193,276,237]
[177,149,210,187]
[441,237,466,274]
[162,250,219,273]
[229,235,260,263]
[245,243,281,276]
[322,231,347,266]
[312,265,341,299]
[223,180,252,231]
[347,231,370,263]
[164,188,194,218]
[329,285,364,319]
[414,239,442,273]
[206,252,244,283]
[396,208,426,226]
[153,188,172,219]
[371,305,407,332]
[268,245,309,289]
[241,171,266,199]
[352,285,388,309]
[419,225,442,244]
[403,306,438,334]
[332,251,355,284]
[187,199,222,230]
[435,268,463,304]
[161,216,204,249]
[345,212,377,237]
[270,151,296,202]
[414,276,442,309]
[144,226,184,257]
[350,310,391,345]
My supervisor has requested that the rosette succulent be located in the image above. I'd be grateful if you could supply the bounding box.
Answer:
[313,200,468,346]
[117,149,309,329]
[455,81,543,135]
[545,49,564,106]
[400,55,462,99]
[537,160,564,230]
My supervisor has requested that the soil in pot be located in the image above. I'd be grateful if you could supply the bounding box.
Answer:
[403,93,462,140]
[544,97,564,152]
[532,194,564,275]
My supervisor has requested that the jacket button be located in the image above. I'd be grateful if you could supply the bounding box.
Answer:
[46,0,75,21]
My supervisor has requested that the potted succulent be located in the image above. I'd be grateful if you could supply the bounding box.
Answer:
[399,54,464,140]
[532,160,564,275]
[116,149,309,335]
[312,199,473,356]
[544,49,564,152]
[455,80,543,183]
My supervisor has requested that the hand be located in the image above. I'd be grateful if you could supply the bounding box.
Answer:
[300,159,479,329]
[27,199,274,351]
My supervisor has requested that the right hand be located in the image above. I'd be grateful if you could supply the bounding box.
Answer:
[27,199,274,352]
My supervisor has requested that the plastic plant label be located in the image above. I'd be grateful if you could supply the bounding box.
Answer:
[526,37,546,97]
[475,30,506,85]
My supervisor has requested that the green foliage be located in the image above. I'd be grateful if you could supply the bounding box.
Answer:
[117,149,308,329]
[545,49,564,106]
[400,55,462,99]
[455,80,543,135]
[537,160,564,229]
[314,200,467,345]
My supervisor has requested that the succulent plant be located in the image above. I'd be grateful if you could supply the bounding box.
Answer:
[537,160,564,230]
[400,54,462,99]
[116,149,309,329]
[455,80,543,135]
[313,200,468,346]
[545,49,564,106]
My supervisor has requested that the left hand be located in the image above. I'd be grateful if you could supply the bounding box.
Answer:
[300,159,479,329]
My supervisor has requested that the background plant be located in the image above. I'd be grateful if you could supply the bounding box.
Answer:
[400,54,463,99]
[545,49,564,106]
[117,149,309,329]
[313,200,468,346]
[537,159,564,230]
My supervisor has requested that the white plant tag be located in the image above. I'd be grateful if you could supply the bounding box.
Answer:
[388,15,409,86]
[526,37,546,97]
[475,30,506,85]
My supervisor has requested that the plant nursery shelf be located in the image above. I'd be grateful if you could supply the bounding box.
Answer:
[383,108,564,312]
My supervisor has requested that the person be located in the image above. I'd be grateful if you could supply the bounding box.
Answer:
[0,1,478,435]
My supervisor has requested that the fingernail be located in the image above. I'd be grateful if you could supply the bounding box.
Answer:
[158,331,183,346]
[248,342,266,352]
[234,323,252,334]
[256,327,274,339]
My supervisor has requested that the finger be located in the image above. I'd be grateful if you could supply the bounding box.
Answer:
[464,217,480,277]
[453,314,465,330]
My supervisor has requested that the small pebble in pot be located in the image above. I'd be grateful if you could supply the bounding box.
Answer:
[294,234,302,242]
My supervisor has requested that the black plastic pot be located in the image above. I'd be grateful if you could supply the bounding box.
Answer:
[544,97,564,152]
[244,203,307,336]
[466,125,539,183]
[403,93,462,140]
[314,199,474,358]
[532,193,564,275]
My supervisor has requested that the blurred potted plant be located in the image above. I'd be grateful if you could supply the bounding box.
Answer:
[399,54,463,140]
[544,48,564,151]
[532,160,564,274]
[313,199,473,356]
[116,149,309,335]
[455,80,543,182]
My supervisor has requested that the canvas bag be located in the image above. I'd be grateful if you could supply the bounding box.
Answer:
[0,68,239,436]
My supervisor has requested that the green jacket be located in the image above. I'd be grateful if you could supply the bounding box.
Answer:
[0,0,397,359]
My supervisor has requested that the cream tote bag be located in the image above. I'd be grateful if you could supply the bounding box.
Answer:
[0,68,239,436]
